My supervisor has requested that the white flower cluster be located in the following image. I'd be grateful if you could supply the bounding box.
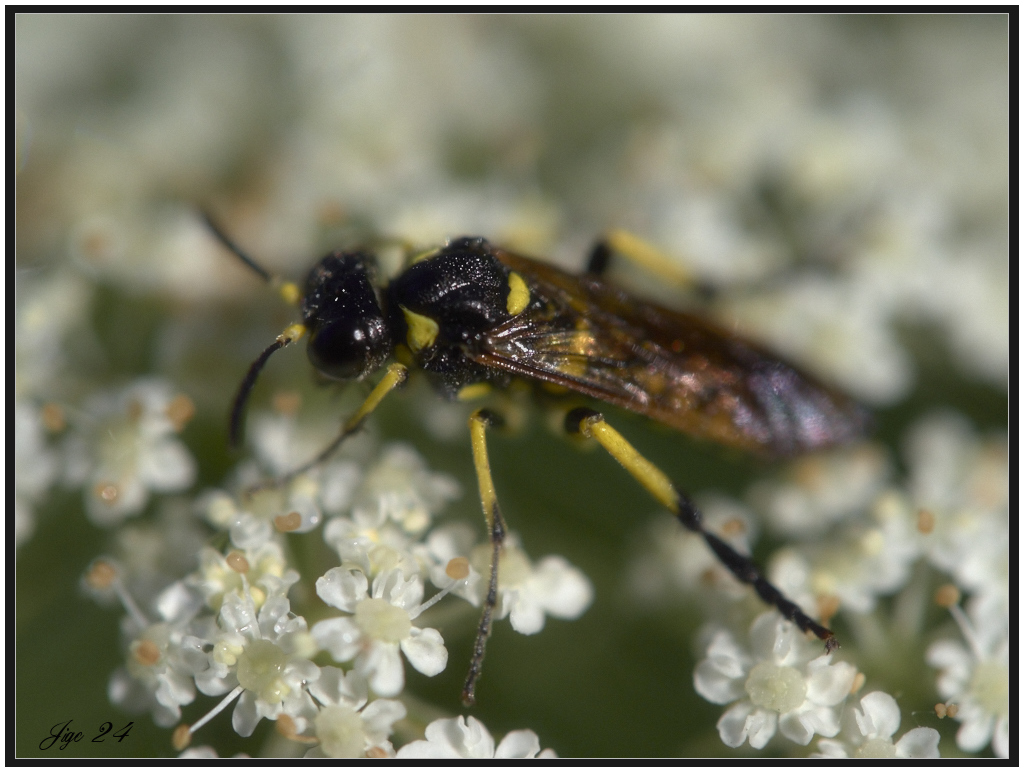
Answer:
[669,410,1008,757]
[15,14,1006,760]
[81,413,589,757]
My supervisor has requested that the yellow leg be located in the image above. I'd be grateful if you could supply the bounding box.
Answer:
[588,229,697,290]
[565,407,838,652]
[462,409,509,705]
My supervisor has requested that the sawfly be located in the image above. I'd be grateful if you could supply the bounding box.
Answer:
[204,214,869,705]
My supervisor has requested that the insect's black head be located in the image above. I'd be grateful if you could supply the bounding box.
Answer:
[302,251,393,380]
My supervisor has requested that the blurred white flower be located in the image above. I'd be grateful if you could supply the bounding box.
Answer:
[926,598,1009,758]
[14,400,59,546]
[64,379,196,526]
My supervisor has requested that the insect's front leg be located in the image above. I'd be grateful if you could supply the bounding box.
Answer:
[243,363,408,495]
[462,408,510,706]
[563,406,839,652]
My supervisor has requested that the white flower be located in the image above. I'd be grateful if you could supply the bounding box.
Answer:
[926,598,1009,758]
[193,583,320,737]
[88,568,207,730]
[303,666,406,758]
[200,479,323,545]
[396,715,555,758]
[189,542,298,612]
[814,691,940,758]
[64,378,197,526]
[694,612,857,749]
[311,566,448,696]
[322,502,421,581]
[423,527,593,635]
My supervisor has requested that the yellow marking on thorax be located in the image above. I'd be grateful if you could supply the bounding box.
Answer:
[457,383,492,401]
[401,306,439,352]
[506,271,530,316]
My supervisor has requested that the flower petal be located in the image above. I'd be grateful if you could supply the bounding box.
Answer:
[508,591,545,635]
[311,617,363,663]
[316,568,369,612]
[895,727,941,758]
[716,701,755,748]
[956,709,995,753]
[361,698,407,742]
[495,729,541,758]
[232,690,261,737]
[855,691,900,739]
[308,665,367,708]
[359,641,405,697]
[528,556,593,619]
[804,656,856,706]
[401,626,448,677]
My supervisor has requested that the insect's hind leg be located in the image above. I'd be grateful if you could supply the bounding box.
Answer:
[564,406,838,652]
[587,229,696,286]
[461,408,510,706]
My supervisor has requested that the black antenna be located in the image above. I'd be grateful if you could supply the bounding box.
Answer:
[229,338,286,449]
[202,210,303,449]
[202,210,274,283]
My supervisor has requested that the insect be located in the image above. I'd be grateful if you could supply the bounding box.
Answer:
[204,214,869,705]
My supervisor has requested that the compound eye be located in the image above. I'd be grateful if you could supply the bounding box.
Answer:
[307,317,388,380]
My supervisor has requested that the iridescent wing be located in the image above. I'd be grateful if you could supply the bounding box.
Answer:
[471,249,869,457]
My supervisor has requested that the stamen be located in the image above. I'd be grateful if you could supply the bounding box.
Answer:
[86,560,149,629]
[410,570,469,619]
[184,685,245,740]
